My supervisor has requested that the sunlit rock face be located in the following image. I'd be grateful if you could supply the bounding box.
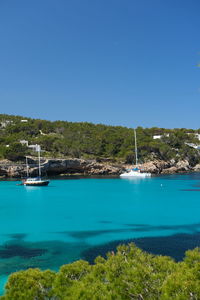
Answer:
[194,164,200,171]
[0,158,122,177]
[176,160,190,171]
[0,157,197,177]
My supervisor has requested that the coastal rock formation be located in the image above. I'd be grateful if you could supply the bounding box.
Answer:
[0,157,198,178]
[0,160,26,177]
[161,166,179,174]
[193,164,200,171]
[140,160,171,174]
[43,158,120,176]
[161,160,191,174]
[124,160,171,174]
[176,160,190,171]
[0,158,121,177]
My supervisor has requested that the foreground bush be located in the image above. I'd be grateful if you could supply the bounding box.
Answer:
[1,243,200,299]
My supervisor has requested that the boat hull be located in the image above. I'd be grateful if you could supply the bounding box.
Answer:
[120,171,151,178]
[24,180,49,186]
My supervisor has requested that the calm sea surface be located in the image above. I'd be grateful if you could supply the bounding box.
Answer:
[0,173,200,293]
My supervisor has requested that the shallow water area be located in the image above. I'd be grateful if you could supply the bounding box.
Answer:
[0,173,200,294]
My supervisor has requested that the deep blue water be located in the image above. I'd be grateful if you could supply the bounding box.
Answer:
[1,173,200,293]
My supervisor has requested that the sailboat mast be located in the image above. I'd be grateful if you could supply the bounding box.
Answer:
[134,129,138,167]
[38,145,41,178]
[26,156,29,178]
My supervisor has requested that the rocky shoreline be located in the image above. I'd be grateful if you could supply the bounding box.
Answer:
[0,157,200,178]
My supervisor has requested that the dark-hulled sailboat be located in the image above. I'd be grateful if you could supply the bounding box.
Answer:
[23,145,49,186]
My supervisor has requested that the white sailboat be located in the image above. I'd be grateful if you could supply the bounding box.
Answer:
[120,129,151,178]
[23,145,49,186]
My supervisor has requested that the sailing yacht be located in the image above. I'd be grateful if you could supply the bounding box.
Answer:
[120,129,151,178]
[23,145,49,186]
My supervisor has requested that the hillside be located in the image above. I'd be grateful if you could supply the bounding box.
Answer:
[0,114,200,167]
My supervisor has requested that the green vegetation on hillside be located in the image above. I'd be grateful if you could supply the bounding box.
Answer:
[1,243,200,300]
[0,114,200,165]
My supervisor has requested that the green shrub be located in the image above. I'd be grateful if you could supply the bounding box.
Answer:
[2,244,200,300]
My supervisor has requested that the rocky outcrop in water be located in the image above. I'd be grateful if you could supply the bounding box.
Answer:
[0,158,121,177]
[0,157,197,178]
[137,160,171,174]
[161,160,191,174]
[123,159,192,175]
[44,158,121,176]
[193,164,200,172]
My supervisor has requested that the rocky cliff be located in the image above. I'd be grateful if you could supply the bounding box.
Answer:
[0,157,197,178]
[0,158,121,178]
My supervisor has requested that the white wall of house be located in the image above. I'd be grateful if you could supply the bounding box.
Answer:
[153,133,169,140]
[153,135,162,139]
[185,142,200,149]
[20,140,29,146]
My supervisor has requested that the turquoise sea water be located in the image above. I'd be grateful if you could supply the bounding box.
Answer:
[0,173,200,294]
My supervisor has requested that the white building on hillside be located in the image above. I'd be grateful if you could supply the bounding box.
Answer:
[187,133,200,141]
[28,144,39,151]
[185,143,200,150]
[19,140,42,152]
[153,135,162,139]
[20,140,29,146]
[194,134,200,141]
[0,120,13,128]
[153,133,169,140]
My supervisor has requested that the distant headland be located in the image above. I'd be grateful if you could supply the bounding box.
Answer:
[0,114,200,177]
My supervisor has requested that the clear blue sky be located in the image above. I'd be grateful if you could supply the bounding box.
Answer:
[0,0,199,128]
